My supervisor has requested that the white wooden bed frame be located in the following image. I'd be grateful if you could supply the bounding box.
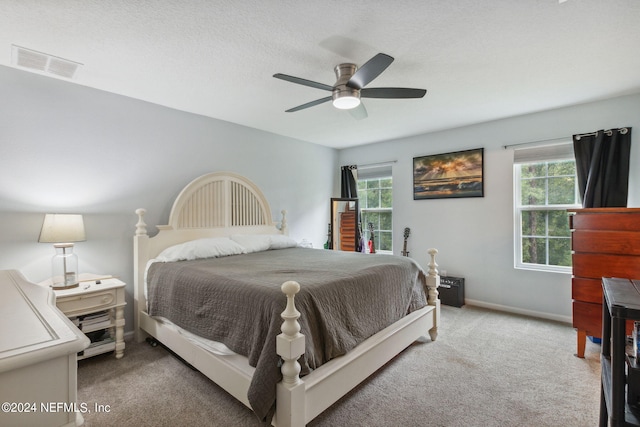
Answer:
[133,171,440,426]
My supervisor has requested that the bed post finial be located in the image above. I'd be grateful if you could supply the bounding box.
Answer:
[280,209,288,235]
[426,248,440,302]
[276,280,306,427]
[426,248,440,341]
[427,248,439,278]
[135,208,147,236]
[427,248,440,305]
[277,281,304,386]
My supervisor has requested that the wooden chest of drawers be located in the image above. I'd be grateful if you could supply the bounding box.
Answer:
[569,208,640,358]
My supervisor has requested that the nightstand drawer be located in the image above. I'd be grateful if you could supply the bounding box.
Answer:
[42,274,126,359]
[57,290,117,316]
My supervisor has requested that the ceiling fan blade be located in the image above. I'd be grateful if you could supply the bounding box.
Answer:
[349,103,368,120]
[347,53,394,89]
[285,96,332,112]
[360,87,427,99]
[273,73,333,91]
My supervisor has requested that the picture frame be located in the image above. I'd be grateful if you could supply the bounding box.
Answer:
[413,148,484,200]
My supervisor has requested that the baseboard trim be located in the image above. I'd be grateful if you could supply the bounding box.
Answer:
[464,299,572,325]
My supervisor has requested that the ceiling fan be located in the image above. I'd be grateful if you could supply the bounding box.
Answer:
[273,53,427,119]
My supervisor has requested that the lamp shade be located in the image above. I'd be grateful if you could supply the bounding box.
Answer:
[38,214,86,243]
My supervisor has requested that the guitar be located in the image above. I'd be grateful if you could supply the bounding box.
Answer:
[368,222,376,254]
[402,227,411,257]
[357,222,366,253]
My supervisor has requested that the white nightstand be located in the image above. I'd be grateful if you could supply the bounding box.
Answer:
[41,274,126,359]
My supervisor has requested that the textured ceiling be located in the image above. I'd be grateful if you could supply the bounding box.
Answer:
[2,0,640,149]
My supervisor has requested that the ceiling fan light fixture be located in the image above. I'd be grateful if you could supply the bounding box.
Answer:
[332,86,361,110]
[332,95,360,110]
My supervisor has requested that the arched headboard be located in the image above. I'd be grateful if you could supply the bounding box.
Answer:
[166,171,273,229]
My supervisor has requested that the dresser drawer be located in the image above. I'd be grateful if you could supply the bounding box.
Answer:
[57,290,117,316]
[570,211,640,232]
[572,230,640,255]
[572,253,640,279]
[572,301,602,338]
[573,299,635,338]
[572,277,602,304]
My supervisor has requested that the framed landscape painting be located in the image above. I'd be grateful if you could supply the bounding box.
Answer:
[413,148,484,200]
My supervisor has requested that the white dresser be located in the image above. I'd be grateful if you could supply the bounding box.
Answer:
[0,270,89,427]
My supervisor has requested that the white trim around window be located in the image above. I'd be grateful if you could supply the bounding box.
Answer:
[512,142,580,273]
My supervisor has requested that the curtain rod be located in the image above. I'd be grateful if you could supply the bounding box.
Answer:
[503,127,630,149]
[503,137,570,150]
[356,160,397,169]
[574,127,628,140]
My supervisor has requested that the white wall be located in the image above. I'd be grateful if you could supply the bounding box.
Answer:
[338,93,640,322]
[0,65,336,332]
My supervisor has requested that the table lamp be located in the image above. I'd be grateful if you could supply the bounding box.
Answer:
[39,213,86,289]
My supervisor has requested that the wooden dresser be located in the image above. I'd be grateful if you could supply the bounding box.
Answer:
[569,208,640,358]
[339,206,357,251]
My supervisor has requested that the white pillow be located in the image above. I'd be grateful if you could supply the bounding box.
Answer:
[230,234,299,253]
[269,234,298,250]
[156,237,247,262]
[230,234,271,253]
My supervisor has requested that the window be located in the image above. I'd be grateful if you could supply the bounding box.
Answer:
[513,143,580,272]
[357,166,393,253]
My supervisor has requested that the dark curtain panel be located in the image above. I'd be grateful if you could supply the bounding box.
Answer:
[573,128,631,208]
[340,165,358,198]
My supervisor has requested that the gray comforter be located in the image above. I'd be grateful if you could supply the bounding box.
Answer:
[146,247,428,422]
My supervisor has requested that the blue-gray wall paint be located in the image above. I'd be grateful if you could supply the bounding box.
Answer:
[338,92,640,322]
[0,65,336,331]
[2,63,639,328]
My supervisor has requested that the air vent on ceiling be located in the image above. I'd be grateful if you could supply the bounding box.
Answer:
[11,45,82,79]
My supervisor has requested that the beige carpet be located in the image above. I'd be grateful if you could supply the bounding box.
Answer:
[77,305,601,426]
